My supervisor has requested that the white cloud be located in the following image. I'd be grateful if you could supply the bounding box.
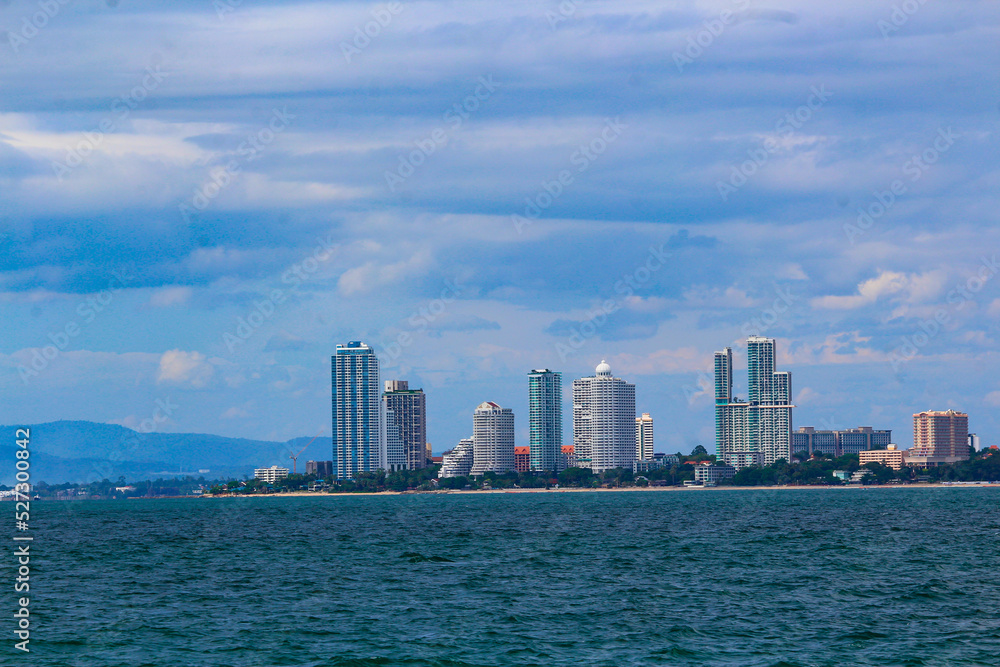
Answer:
[811,270,947,311]
[337,248,434,296]
[794,387,819,405]
[157,350,214,388]
[149,286,192,308]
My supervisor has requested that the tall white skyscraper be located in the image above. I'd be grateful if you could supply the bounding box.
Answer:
[714,337,794,466]
[572,360,636,472]
[528,369,563,472]
[332,341,385,479]
[636,413,654,460]
[470,402,515,475]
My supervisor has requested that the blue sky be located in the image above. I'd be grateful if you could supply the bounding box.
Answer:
[2,0,999,462]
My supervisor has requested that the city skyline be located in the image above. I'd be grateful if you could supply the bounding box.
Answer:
[5,3,997,664]
[4,2,999,462]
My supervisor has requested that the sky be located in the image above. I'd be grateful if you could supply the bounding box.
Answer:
[2,0,999,463]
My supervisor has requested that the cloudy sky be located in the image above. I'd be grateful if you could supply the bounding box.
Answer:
[2,0,999,460]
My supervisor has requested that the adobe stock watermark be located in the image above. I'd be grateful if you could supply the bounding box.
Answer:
[18,265,135,384]
[84,397,180,486]
[554,244,671,361]
[384,75,498,192]
[179,107,295,223]
[717,85,832,202]
[673,0,751,73]
[740,285,798,338]
[222,233,337,354]
[52,54,169,180]
[681,285,798,405]
[214,0,243,20]
[878,0,931,39]
[888,255,999,372]
[546,0,583,29]
[512,117,628,234]
[844,127,958,244]
[6,0,72,54]
[340,2,403,63]
[378,278,464,368]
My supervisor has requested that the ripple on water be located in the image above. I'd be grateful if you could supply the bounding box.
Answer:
[29,490,1000,667]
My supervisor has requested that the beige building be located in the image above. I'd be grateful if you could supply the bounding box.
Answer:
[859,445,905,470]
[636,413,654,461]
[908,409,969,467]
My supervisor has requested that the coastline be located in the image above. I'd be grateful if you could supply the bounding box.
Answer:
[200,483,999,498]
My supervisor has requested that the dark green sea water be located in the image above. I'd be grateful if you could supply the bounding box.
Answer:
[10,488,1000,666]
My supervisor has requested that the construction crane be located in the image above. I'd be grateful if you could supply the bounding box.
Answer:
[290,429,324,474]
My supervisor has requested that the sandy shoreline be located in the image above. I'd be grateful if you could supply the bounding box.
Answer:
[201,483,999,498]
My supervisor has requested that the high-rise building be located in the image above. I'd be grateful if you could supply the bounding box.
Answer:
[383,380,428,470]
[440,438,474,478]
[636,413,654,460]
[305,460,333,478]
[969,433,982,451]
[470,402,515,475]
[572,360,637,472]
[908,410,970,466]
[384,406,405,472]
[332,341,385,479]
[792,426,892,457]
[714,337,794,465]
[528,369,563,472]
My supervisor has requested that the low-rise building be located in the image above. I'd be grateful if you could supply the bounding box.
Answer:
[440,438,474,478]
[850,470,871,484]
[633,453,680,473]
[859,445,905,470]
[254,466,289,483]
[693,464,736,486]
[792,426,892,457]
[722,451,763,470]
[514,446,531,473]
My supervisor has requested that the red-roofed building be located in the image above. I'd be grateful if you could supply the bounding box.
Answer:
[514,447,530,473]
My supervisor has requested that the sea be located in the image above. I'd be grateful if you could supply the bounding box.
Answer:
[13,488,1000,666]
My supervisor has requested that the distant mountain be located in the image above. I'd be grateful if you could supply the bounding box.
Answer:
[1,421,327,485]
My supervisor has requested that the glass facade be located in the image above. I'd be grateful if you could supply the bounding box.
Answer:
[528,369,563,472]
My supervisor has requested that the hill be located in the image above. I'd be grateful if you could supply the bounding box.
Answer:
[2,421,325,484]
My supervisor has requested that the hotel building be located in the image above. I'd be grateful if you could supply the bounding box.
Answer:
[572,360,637,472]
[791,426,892,457]
[440,438,474,478]
[383,380,428,470]
[528,369,564,472]
[332,341,385,479]
[859,445,905,470]
[514,446,531,473]
[254,465,289,483]
[470,402,515,475]
[715,337,795,465]
[636,413,654,461]
[908,409,970,467]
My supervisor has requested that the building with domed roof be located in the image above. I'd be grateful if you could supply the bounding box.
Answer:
[572,360,636,472]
